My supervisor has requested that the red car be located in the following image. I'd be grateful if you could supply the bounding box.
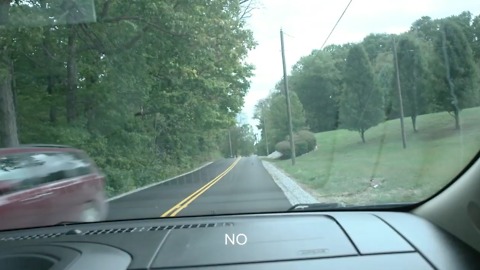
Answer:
[0,145,108,230]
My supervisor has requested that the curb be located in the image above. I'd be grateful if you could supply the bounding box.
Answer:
[107,161,214,202]
[262,161,318,205]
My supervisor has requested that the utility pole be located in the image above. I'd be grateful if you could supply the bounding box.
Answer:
[263,113,269,155]
[280,29,296,165]
[393,36,407,149]
[228,128,233,158]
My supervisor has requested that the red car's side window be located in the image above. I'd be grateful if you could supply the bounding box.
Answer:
[0,151,95,195]
[0,153,39,194]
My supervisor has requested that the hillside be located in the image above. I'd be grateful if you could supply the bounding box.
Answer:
[272,107,480,205]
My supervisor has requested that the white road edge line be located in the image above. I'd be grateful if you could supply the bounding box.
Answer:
[107,161,214,202]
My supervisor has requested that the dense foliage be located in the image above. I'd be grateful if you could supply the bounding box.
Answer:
[254,89,307,156]
[0,0,255,196]
[220,124,256,157]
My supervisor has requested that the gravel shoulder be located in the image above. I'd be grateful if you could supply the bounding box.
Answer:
[261,160,318,205]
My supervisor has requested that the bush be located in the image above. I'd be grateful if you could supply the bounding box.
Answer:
[275,140,291,158]
[281,130,317,158]
[295,138,309,156]
[275,138,310,158]
[296,130,317,151]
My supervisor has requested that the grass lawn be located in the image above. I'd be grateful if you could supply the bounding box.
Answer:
[272,107,480,205]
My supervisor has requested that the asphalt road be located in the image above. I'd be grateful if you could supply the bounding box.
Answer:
[107,156,291,220]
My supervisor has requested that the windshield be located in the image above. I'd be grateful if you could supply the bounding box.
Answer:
[0,0,479,230]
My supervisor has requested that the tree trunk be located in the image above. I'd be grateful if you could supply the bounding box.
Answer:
[412,70,418,133]
[47,75,57,124]
[454,107,460,130]
[411,80,419,133]
[85,74,97,132]
[441,26,460,130]
[66,25,78,124]
[0,60,19,147]
[43,26,57,124]
[411,115,417,132]
[360,129,365,143]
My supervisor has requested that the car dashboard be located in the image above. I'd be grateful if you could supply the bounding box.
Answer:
[0,211,478,270]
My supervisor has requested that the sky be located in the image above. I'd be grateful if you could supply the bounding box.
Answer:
[240,0,480,132]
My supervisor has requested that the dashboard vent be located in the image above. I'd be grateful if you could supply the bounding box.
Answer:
[83,222,234,236]
[0,232,62,242]
[0,222,234,241]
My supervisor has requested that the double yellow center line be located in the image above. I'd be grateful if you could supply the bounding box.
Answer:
[161,157,241,217]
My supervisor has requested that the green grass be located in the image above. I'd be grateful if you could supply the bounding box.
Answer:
[272,107,480,205]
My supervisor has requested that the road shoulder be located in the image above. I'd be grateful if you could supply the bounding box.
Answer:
[261,161,318,205]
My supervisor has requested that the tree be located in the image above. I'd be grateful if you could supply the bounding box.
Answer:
[266,90,307,145]
[253,97,274,155]
[433,20,479,129]
[472,14,480,63]
[361,34,403,122]
[0,2,19,147]
[323,43,354,74]
[238,125,256,156]
[372,51,395,119]
[339,44,384,143]
[289,50,340,132]
[394,34,429,132]
[253,89,306,153]
[410,16,438,43]
[449,11,476,48]
[224,124,256,157]
[0,61,18,147]
[362,33,394,63]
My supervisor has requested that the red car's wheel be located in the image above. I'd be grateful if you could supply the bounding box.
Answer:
[79,201,102,222]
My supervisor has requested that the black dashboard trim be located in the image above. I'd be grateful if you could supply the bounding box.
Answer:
[373,213,437,269]
[147,230,171,269]
[0,212,478,270]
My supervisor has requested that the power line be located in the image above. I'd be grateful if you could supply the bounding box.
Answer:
[283,31,295,39]
[320,0,353,49]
